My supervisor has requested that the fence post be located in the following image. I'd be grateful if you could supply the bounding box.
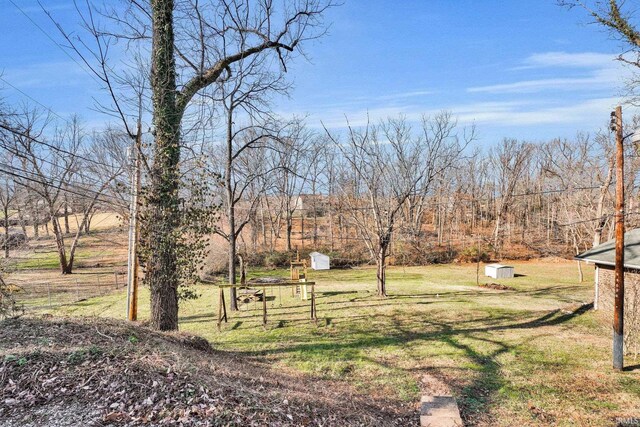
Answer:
[47,282,51,309]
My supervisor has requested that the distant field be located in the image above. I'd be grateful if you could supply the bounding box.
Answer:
[9,212,124,239]
[3,217,128,310]
[49,260,640,426]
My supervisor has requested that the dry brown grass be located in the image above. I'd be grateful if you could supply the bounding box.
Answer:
[0,316,414,426]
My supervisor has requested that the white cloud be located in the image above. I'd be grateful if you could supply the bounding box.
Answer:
[467,73,614,94]
[455,97,620,126]
[515,51,616,69]
[375,90,435,100]
[468,51,627,94]
[282,51,635,138]
[289,97,629,131]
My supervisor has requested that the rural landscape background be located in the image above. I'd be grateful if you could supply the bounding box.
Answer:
[1,1,640,426]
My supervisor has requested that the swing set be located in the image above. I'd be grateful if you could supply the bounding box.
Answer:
[216,252,317,330]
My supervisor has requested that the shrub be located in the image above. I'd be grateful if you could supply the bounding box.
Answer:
[264,251,291,268]
[459,245,491,263]
[0,232,27,249]
[392,239,457,265]
[239,251,265,268]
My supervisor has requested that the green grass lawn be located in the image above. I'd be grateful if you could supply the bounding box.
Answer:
[51,261,640,426]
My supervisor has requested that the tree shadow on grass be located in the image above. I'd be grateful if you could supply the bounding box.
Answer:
[222,302,593,424]
[319,290,359,298]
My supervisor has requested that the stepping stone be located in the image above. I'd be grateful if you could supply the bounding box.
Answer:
[420,395,463,427]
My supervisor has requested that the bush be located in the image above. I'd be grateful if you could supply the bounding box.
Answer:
[264,251,291,268]
[459,245,491,263]
[392,240,457,265]
[0,232,27,250]
[240,251,265,268]
[202,240,228,278]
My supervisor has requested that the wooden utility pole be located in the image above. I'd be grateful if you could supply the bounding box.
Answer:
[126,124,142,322]
[613,106,625,371]
[476,233,481,286]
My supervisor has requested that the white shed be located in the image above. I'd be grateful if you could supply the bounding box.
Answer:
[485,264,514,279]
[309,252,330,270]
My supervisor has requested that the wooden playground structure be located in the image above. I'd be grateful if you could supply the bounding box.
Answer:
[216,252,317,330]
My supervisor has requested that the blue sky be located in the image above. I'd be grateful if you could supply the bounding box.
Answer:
[0,0,636,146]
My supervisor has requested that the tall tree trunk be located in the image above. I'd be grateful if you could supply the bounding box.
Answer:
[493,203,508,256]
[3,205,9,259]
[49,211,70,274]
[228,210,238,311]
[260,203,267,249]
[147,0,181,331]
[313,199,318,246]
[328,197,334,251]
[376,243,388,297]
[63,196,70,234]
[593,163,614,247]
[574,238,584,283]
[16,204,27,237]
[286,213,293,252]
[84,211,94,234]
[225,103,238,311]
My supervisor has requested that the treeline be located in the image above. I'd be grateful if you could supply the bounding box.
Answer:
[220,117,640,279]
[0,107,130,272]
[1,102,634,294]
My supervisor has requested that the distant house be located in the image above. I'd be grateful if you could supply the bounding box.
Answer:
[293,194,329,215]
[575,229,640,312]
[309,252,330,270]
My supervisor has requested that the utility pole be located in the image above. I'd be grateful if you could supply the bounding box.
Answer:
[126,123,142,321]
[612,105,625,371]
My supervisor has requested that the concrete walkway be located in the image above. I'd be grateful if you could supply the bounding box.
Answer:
[420,395,463,427]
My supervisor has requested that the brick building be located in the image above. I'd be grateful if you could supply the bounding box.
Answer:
[576,229,640,314]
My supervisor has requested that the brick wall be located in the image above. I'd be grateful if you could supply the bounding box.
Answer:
[596,265,640,323]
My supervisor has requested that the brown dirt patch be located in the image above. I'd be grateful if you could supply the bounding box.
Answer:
[479,283,515,291]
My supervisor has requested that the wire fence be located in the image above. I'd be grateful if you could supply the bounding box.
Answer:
[6,271,127,311]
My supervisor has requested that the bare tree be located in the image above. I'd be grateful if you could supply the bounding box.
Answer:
[5,110,125,274]
[560,0,640,103]
[402,112,465,239]
[271,120,317,252]
[0,151,17,258]
[51,0,333,330]
[491,139,534,254]
[327,115,467,296]
[202,46,293,311]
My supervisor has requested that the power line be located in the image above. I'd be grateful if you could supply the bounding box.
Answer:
[228,184,613,214]
[0,139,129,193]
[0,163,127,208]
[0,121,117,170]
[0,76,71,125]
[510,185,605,198]
[0,84,132,191]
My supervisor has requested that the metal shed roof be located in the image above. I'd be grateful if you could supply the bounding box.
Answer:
[575,228,640,269]
[309,252,328,257]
